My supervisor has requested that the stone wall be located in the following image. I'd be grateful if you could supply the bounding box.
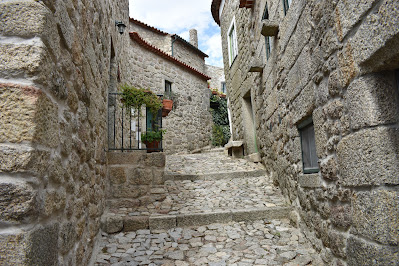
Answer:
[127,36,212,154]
[217,0,399,264]
[206,64,225,92]
[0,0,129,264]
[129,21,171,54]
[173,39,206,73]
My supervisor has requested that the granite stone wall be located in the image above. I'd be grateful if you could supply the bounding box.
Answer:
[126,37,212,154]
[173,39,207,73]
[129,21,171,54]
[0,0,129,264]
[217,0,399,264]
[206,64,225,92]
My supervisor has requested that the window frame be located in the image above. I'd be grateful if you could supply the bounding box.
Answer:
[221,82,226,94]
[283,0,292,15]
[227,17,238,66]
[165,80,172,96]
[298,117,319,174]
[263,2,271,60]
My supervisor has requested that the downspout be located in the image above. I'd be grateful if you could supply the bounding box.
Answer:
[171,35,178,57]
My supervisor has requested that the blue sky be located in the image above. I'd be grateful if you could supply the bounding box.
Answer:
[129,0,223,67]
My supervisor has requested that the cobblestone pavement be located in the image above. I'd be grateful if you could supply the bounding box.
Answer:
[93,151,322,265]
[108,176,286,217]
[94,219,322,266]
[165,153,265,176]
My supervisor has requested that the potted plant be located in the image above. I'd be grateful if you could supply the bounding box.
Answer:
[120,84,162,116]
[162,91,175,117]
[141,129,166,153]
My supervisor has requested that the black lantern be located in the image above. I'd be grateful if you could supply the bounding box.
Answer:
[115,21,126,35]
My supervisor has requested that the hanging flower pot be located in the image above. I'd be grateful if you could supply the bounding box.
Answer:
[162,99,173,117]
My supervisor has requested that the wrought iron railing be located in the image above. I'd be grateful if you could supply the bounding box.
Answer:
[107,92,163,152]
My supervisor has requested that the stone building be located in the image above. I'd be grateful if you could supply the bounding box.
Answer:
[0,1,219,263]
[0,0,130,264]
[212,0,399,265]
[126,18,213,154]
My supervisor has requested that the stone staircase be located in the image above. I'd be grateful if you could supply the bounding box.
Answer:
[94,150,323,265]
[101,151,292,233]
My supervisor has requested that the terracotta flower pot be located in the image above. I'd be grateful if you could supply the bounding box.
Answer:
[162,99,173,117]
[144,140,160,153]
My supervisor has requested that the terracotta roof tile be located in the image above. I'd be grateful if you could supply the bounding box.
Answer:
[129,32,210,81]
[129,18,168,35]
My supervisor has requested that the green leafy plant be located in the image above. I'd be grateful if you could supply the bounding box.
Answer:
[120,84,162,116]
[210,95,230,146]
[141,129,166,143]
[211,125,225,146]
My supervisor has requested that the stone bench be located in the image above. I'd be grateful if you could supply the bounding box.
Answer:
[225,140,244,158]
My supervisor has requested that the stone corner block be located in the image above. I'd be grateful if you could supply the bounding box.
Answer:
[101,214,123,234]
[0,224,59,265]
[351,190,399,245]
[149,215,177,230]
[299,174,322,188]
[347,236,399,266]
[346,73,399,130]
[0,181,37,223]
[337,127,399,186]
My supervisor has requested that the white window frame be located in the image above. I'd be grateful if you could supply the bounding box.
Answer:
[227,17,238,66]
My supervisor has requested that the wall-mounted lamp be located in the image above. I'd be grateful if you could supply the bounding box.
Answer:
[115,21,126,35]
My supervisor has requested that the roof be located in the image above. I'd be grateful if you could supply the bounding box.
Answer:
[129,18,168,35]
[129,32,211,81]
[171,34,209,58]
[211,0,222,25]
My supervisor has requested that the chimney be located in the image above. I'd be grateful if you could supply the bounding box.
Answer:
[189,29,198,48]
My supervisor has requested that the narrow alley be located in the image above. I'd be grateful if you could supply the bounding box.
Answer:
[93,150,322,265]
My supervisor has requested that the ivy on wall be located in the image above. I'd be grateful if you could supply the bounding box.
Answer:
[210,94,230,146]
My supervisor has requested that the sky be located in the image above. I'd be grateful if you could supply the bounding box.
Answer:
[129,0,223,67]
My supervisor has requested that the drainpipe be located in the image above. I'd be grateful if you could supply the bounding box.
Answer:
[171,35,178,57]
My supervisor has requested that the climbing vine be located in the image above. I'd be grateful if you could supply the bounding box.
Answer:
[210,93,230,146]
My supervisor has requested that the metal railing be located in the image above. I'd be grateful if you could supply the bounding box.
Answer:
[107,92,163,152]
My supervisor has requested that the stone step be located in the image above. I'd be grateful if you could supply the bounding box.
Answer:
[164,168,266,181]
[101,206,293,233]
[94,218,323,266]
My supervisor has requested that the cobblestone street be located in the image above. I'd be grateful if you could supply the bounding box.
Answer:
[93,150,322,265]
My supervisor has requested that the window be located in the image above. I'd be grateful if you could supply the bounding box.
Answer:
[165,80,172,95]
[283,0,292,15]
[263,3,271,60]
[298,118,319,174]
[227,17,238,66]
[221,82,226,94]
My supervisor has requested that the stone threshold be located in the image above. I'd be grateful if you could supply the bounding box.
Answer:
[164,169,266,181]
[101,206,293,233]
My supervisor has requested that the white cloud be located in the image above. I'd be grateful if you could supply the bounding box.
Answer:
[129,0,223,67]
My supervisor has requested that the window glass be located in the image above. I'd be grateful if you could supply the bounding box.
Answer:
[299,120,319,173]
[165,80,172,96]
[221,82,226,94]
[265,37,271,60]
[227,18,238,65]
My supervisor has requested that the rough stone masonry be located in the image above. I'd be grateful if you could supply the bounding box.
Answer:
[0,0,129,264]
[212,0,399,265]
